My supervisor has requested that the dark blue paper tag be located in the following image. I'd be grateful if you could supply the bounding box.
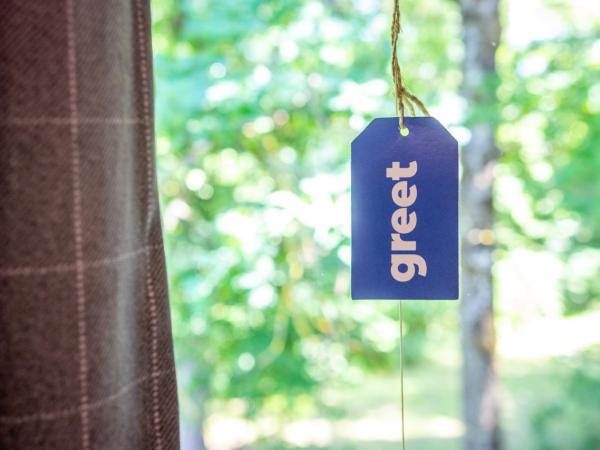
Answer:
[351,117,458,300]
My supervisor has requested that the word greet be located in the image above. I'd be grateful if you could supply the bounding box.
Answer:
[351,117,458,300]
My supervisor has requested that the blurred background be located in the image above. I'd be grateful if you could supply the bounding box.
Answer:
[150,0,600,449]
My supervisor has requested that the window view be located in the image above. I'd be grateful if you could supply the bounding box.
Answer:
[151,0,599,449]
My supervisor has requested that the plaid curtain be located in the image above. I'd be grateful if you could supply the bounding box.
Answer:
[0,1,180,449]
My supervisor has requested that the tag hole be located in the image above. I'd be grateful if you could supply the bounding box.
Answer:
[400,127,410,137]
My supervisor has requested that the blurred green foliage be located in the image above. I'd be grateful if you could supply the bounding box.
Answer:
[152,0,461,422]
[530,348,600,450]
[151,0,600,446]
[495,7,600,314]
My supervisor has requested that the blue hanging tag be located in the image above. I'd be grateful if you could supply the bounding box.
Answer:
[351,117,459,300]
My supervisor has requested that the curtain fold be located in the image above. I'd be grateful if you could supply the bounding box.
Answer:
[0,1,180,448]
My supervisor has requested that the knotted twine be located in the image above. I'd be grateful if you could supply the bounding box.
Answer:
[391,0,429,132]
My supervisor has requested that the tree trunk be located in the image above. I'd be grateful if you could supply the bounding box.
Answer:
[458,0,501,449]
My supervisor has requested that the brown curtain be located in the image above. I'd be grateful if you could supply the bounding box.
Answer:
[0,1,180,449]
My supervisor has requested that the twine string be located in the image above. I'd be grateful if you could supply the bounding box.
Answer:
[390,3,427,447]
[391,0,429,132]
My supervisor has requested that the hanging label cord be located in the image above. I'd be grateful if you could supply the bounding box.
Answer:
[391,0,431,446]
[391,0,430,440]
[391,0,429,132]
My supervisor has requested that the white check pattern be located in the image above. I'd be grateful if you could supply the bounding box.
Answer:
[0,1,179,449]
